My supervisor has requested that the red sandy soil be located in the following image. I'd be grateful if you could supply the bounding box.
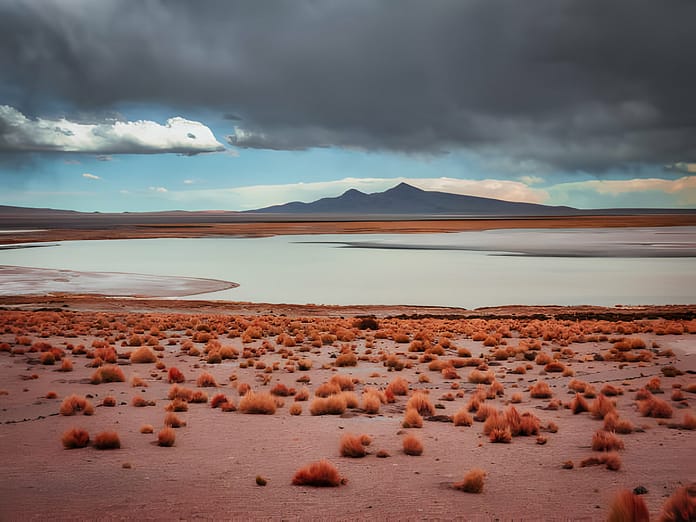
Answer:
[0,299,694,520]
[1,214,695,245]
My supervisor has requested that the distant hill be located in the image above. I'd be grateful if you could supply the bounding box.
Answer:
[247,182,581,216]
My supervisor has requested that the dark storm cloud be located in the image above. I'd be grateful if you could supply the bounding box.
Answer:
[1,0,695,171]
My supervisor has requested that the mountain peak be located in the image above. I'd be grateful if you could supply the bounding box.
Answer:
[387,182,424,193]
[341,188,367,197]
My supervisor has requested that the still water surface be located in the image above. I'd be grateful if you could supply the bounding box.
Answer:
[1,227,694,307]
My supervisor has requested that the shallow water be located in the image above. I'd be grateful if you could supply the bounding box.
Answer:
[0,227,694,307]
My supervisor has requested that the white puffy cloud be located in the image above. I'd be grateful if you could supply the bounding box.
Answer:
[82,173,100,180]
[0,105,225,155]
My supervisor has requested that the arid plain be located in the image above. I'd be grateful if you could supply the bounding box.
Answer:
[0,296,694,520]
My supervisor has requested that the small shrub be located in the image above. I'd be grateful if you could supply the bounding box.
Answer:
[62,428,90,449]
[453,469,485,493]
[59,394,94,416]
[164,412,186,428]
[638,396,673,418]
[157,427,176,447]
[402,408,423,428]
[530,381,553,399]
[310,395,347,416]
[90,365,125,384]
[168,367,185,383]
[607,490,649,522]
[592,430,625,452]
[402,434,423,456]
[292,460,343,487]
[340,434,367,458]
[140,424,154,434]
[197,371,217,387]
[659,483,696,522]
[130,346,156,364]
[239,391,277,414]
[453,407,473,427]
[289,403,302,415]
[406,391,435,416]
[93,431,121,450]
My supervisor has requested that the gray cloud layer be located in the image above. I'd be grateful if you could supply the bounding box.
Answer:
[1,0,695,171]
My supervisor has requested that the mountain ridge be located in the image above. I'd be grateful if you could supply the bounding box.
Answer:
[247,182,581,216]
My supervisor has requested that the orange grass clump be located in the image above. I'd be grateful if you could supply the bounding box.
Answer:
[59,394,94,416]
[589,394,616,419]
[580,452,622,471]
[289,403,302,415]
[529,381,553,399]
[130,346,157,364]
[61,428,90,449]
[453,468,486,493]
[164,412,186,428]
[386,376,409,396]
[310,395,347,416]
[402,408,423,428]
[157,427,176,447]
[659,483,696,522]
[570,393,589,414]
[607,490,649,522]
[90,365,125,384]
[210,393,229,408]
[468,369,494,384]
[402,434,423,456]
[340,434,367,458]
[638,396,673,418]
[197,371,218,387]
[93,431,121,450]
[453,407,473,427]
[591,430,625,452]
[406,391,435,417]
[168,367,185,383]
[239,391,277,414]
[292,460,343,487]
[140,424,154,434]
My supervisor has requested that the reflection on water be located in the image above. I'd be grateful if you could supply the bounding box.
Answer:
[0,227,694,307]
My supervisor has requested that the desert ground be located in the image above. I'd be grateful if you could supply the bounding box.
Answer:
[0,297,694,521]
[1,214,696,246]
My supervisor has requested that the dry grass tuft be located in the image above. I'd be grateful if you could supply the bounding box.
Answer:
[289,403,302,415]
[638,396,673,418]
[570,393,589,414]
[340,434,367,458]
[130,346,157,364]
[59,394,94,416]
[239,391,277,414]
[157,427,176,447]
[62,428,90,449]
[530,381,553,399]
[580,452,621,471]
[292,460,343,487]
[168,367,185,383]
[607,490,649,522]
[310,395,347,416]
[402,433,423,456]
[452,468,486,493]
[592,430,625,452]
[659,483,696,522]
[402,407,424,428]
[468,369,494,384]
[93,431,121,450]
[90,365,125,384]
[140,424,154,434]
[196,371,218,387]
[164,412,186,428]
[406,391,435,416]
[453,407,473,427]
[590,394,616,419]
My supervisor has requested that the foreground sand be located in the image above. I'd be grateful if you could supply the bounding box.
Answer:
[0,298,694,521]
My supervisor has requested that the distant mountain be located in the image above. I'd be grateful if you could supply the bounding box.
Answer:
[247,182,581,216]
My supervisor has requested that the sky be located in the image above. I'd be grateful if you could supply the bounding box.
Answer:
[0,0,695,212]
